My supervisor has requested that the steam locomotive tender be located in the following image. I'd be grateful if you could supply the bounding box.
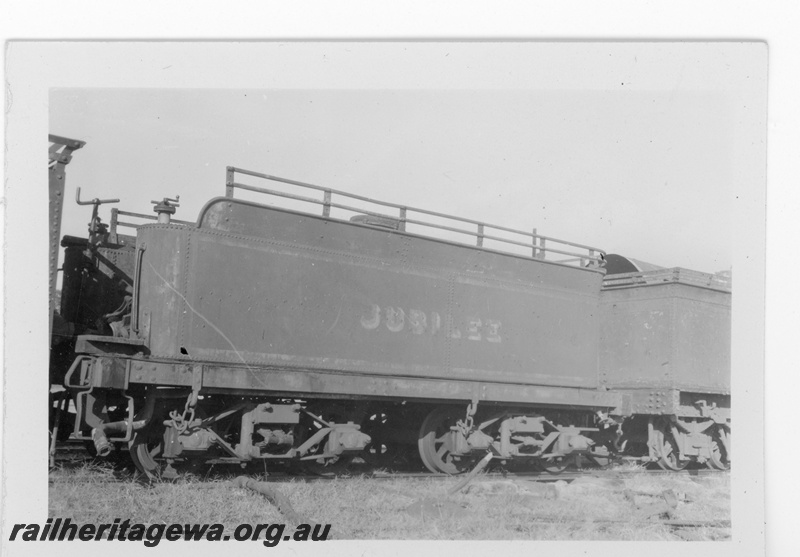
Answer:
[49,138,730,479]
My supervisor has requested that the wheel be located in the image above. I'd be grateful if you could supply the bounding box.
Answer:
[538,455,570,474]
[363,439,397,467]
[301,455,354,476]
[129,426,167,481]
[417,407,475,474]
[656,430,688,471]
[295,408,357,476]
[707,428,730,470]
[361,411,402,468]
[586,447,613,468]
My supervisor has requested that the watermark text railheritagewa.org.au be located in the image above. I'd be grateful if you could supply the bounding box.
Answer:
[8,518,331,547]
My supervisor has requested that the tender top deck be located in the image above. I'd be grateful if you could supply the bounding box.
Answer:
[99,165,607,273]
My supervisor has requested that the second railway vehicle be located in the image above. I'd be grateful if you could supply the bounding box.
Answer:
[48,136,731,479]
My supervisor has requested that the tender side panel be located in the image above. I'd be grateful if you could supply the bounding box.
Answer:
[136,227,189,357]
[136,200,604,390]
[672,292,731,391]
[599,282,731,392]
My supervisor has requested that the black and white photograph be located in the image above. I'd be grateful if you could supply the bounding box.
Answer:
[3,35,776,557]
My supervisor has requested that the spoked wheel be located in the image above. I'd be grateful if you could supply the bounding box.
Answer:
[301,455,354,476]
[363,441,394,467]
[129,426,168,481]
[656,430,688,471]
[707,427,730,470]
[361,411,402,468]
[538,455,571,474]
[296,409,357,476]
[418,407,475,474]
[127,390,183,481]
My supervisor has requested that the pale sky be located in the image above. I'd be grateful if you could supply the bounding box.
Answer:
[49,44,765,273]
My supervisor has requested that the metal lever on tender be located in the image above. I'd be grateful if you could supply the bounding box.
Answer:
[75,187,120,244]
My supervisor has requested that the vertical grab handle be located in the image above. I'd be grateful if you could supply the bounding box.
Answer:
[131,243,146,337]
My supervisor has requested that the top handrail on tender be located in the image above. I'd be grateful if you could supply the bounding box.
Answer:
[225,166,606,269]
[108,208,194,239]
[602,267,732,292]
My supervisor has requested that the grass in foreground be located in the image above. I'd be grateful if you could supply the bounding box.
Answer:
[49,460,730,541]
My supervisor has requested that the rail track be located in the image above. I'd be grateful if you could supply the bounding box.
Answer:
[50,442,730,540]
[51,441,728,484]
